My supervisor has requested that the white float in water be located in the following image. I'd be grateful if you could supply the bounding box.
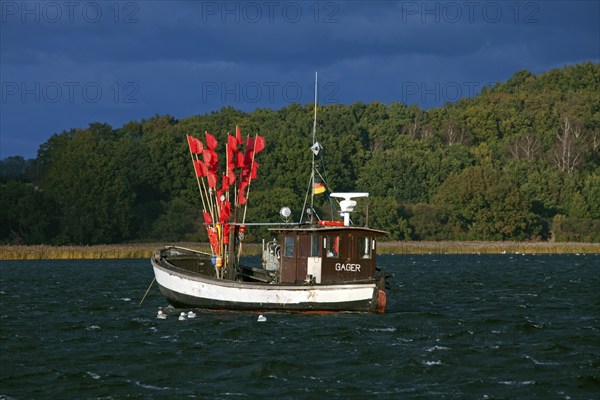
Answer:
[257,314,267,322]
[178,312,187,321]
[187,311,197,319]
[156,309,167,319]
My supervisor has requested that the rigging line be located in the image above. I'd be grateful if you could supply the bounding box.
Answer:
[139,277,156,306]
[314,136,336,219]
[314,168,330,190]
[299,172,313,224]
[317,152,329,186]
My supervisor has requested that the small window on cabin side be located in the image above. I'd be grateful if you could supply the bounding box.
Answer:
[310,235,320,257]
[284,236,295,257]
[360,237,372,259]
[325,235,340,258]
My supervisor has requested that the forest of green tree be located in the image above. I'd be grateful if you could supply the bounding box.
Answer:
[1,62,599,244]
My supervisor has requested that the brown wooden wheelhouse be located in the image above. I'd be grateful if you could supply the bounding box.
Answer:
[269,226,387,285]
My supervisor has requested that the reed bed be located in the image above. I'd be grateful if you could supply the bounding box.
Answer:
[0,243,262,260]
[377,241,600,255]
[0,241,597,261]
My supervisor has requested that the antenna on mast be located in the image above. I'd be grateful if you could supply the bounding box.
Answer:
[310,71,318,212]
[312,71,318,146]
[300,72,320,225]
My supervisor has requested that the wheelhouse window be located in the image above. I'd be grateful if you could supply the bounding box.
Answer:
[310,235,320,257]
[325,235,340,258]
[359,237,372,259]
[284,236,295,257]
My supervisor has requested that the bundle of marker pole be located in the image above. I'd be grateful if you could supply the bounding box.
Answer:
[186,127,265,279]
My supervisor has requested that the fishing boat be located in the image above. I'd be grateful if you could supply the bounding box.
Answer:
[150,74,389,313]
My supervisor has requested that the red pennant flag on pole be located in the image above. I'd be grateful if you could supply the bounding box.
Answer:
[227,134,238,152]
[193,160,207,177]
[236,151,245,168]
[205,132,218,150]
[251,161,259,179]
[238,181,249,205]
[203,150,218,174]
[227,169,236,185]
[219,201,231,223]
[254,135,266,154]
[221,174,230,191]
[203,211,213,225]
[187,135,203,154]
[227,135,237,172]
[207,172,218,188]
[236,126,243,145]
[245,136,255,153]
[202,149,213,165]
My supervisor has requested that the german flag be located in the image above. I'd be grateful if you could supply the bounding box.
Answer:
[313,177,326,195]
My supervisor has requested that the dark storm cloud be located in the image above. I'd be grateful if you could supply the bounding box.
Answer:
[1,0,598,158]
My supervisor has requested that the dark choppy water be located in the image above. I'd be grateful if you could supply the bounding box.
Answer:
[1,254,599,399]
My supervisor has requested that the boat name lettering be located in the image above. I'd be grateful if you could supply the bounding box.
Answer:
[335,263,361,272]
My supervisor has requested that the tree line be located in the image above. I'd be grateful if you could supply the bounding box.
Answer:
[1,62,599,244]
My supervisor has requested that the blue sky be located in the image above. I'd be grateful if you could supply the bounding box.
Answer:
[1,0,599,158]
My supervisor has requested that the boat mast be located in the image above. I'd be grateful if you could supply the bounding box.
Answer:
[300,72,322,224]
[311,71,318,211]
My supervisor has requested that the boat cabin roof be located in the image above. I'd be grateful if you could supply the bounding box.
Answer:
[269,225,387,237]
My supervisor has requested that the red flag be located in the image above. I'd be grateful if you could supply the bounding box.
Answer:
[236,126,242,145]
[203,149,218,172]
[240,165,250,182]
[194,160,207,177]
[254,135,266,154]
[221,174,230,191]
[210,151,219,168]
[251,161,259,179]
[202,149,213,165]
[241,154,254,181]
[238,181,249,204]
[187,135,203,154]
[236,151,245,168]
[203,211,212,225]
[205,132,218,150]
[219,201,231,223]
[226,135,236,172]
[243,136,256,168]
[207,172,218,188]
[227,134,238,152]
[245,136,254,153]
[243,154,253,171]
[227,169,236,185]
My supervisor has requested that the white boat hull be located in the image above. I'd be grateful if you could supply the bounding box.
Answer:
[151,255,385,312]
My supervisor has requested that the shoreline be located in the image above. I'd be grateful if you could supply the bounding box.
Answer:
[378,241,600,255]
[0,241,598,260]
